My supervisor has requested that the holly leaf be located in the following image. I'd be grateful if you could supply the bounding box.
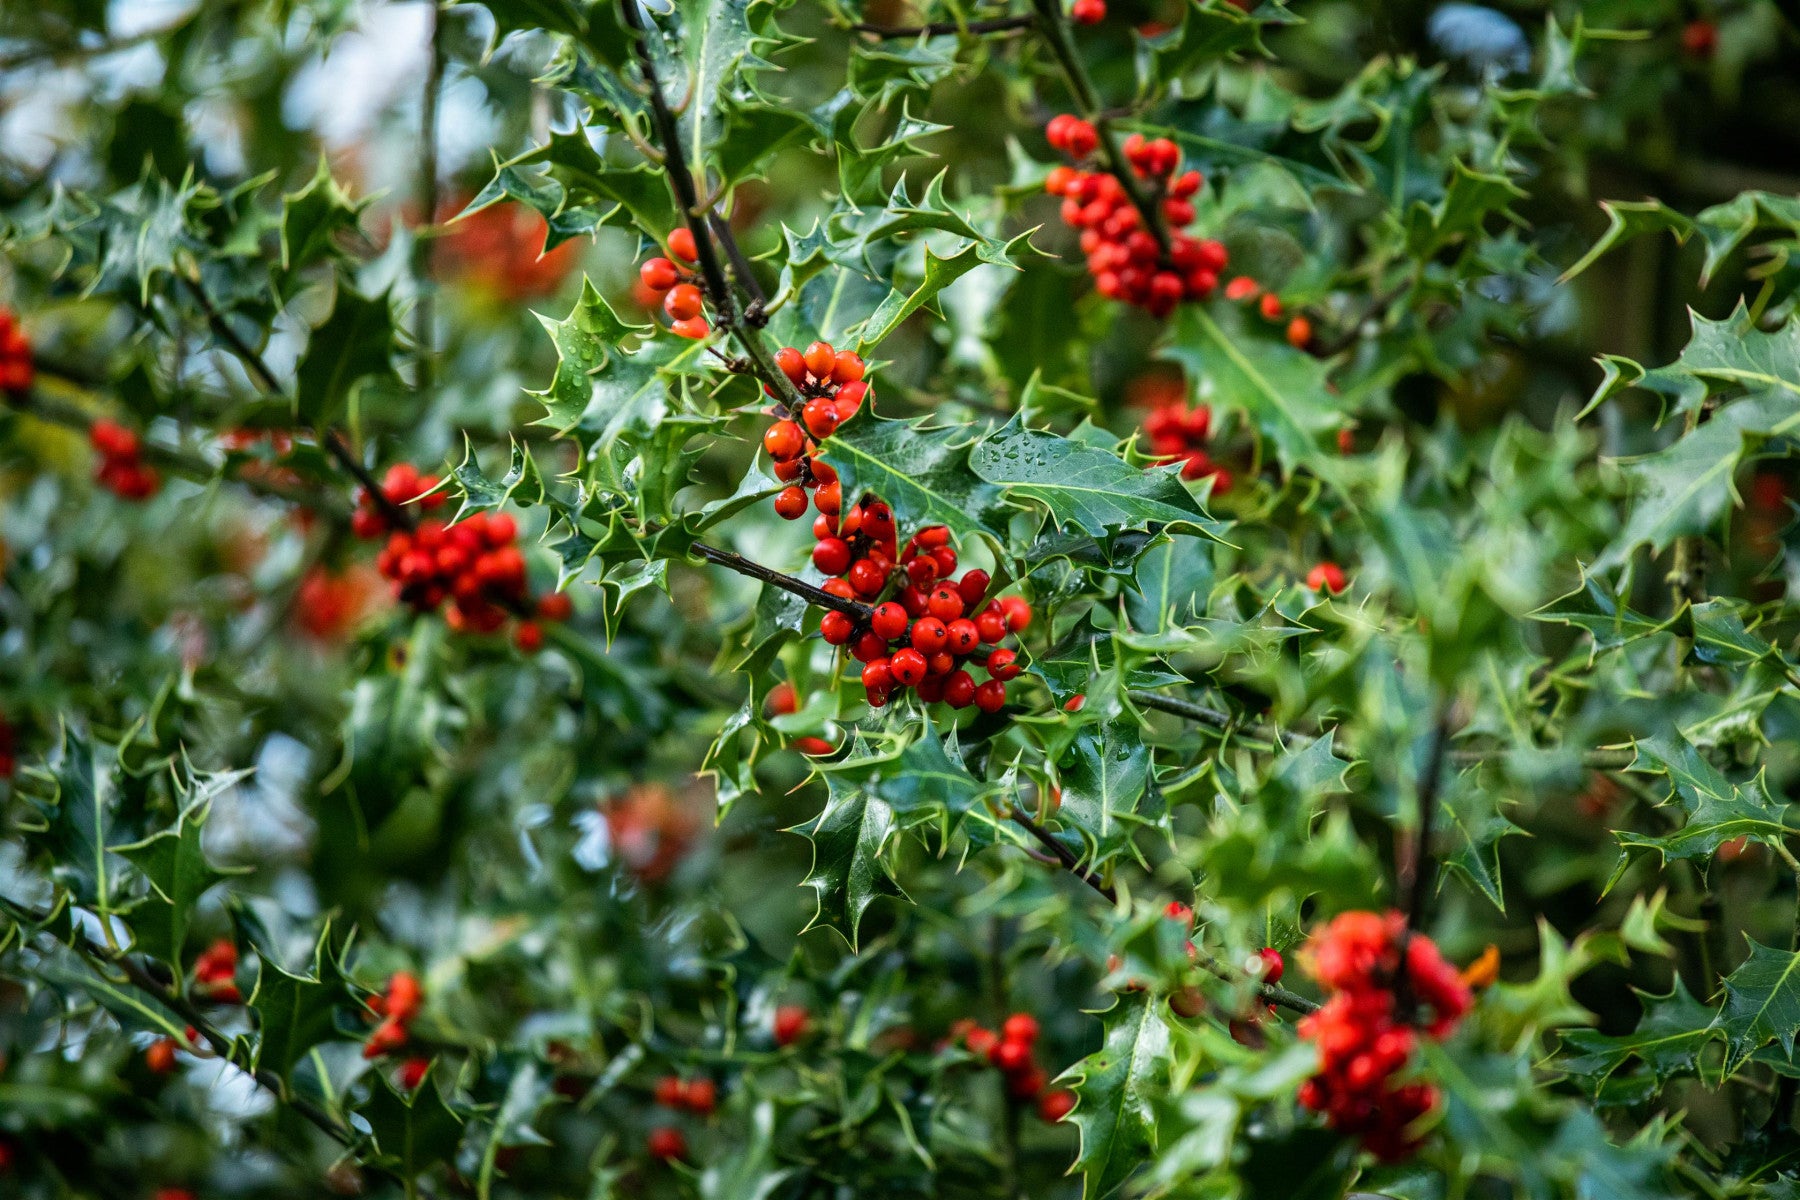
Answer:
[292,287,399,425]
[819,412,1008,548]
[1125,533,1215,633]
[790,774,906,950]
[1057,720,1156,868]
[1616,735,1797,874]
[114,773,247,967]
[854,234,1030,353]
[1716,939,1800,1074]
[1162,304,1342,479]
[1558,979,1720,1095]
[358,1071,465,1178]
[251,927,353,1079]
[279,156,366,276]
[1062,993,1171,1200]
[969,417,1223,546]
[1559,199,1694,284]
[27,731,126,913]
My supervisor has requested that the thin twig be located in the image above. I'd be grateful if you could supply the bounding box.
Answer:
[1393,704,1453,1022]
[414,0,446,401]
[690,540,871,621]
[616,0,806,409]
[708,211,767,308]
[323,429,416,531]
[180,275,284,395]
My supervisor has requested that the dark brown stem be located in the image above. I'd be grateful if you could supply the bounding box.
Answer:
[1393,704,1453,1022]
[323,429,416,531]
[616,0,805,409]
[708,212,767,308]
[851,14,1035,37]
[414,0,446,400]
[1027,0,1170,256]
[690,540,872,621]
[180,274,284,395]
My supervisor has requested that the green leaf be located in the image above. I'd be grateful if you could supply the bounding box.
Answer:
[1161,305,1343,480]
[358,1072,465,1178]
[791,774,906,950]
[1616,734,1797,873]
[1057,720,1155,868]
[280,156,366,274]
[292,287,399,426]
[1716,938,1800,1073]
[251,928,353,1079]
[29,731,125,913]
[1559,199,1693,284]
[969,417,1222,545]
[1558,979,1720,1095]
[819,413,1008,548]
[114,773,246,967]
[1063,993,1172,1200]
[854,234,1026,353]
[1125,533,1215,634]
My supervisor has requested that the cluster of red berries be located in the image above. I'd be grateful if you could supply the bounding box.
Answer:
[950,1013,1074,1121]
[1045,118,1228,316]
[354,466,572,650]
[0,308,33,396]
[1296,911,1473,1162]
[294,565,383,642]
[363,971,431,1088]
[350,461,446,538]
[1222,276,1313,349]
[1142,401,1232,490]
[1070,0,1105,23]
[762,339,870,521]
[89,419,161,500]
[193,938,240,1003]
[813,522,1031,711]
[646,1072,718,1164]
[637,228,710,339]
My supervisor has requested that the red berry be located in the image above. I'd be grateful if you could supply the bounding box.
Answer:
[986,647,1021,680]
[995,1039,1032,1072]
[1306,561,1347,594]
[926,586,963,622]
[773,1004,811,1046]
[862,658,895,694]
[1007,1065,1046,1100]
[820,611,855,644]
[1167,986,1206,1019]
[668,227,698,263]
[853,630,889,663]
[930,546,958,577]
[973,679,1007,713]
[812,537,852,576]
[514,621,544,653]
[1255,947,1284,985]
[775,346,807,387]
[89,419,139,459]
[890,649,928,687]
[1682,18,1718,58]
[764,420,804,461]
[831,351,865,383]
[146,1038,178,1074]
[774,487,809,520]
[802,397,840,439]
[915,675,945,703]
[794,736,835,757]
[905,556,940,588]
[1064,693,1086,712]
[945,619,979,655]
[1286,316,1312,349]
[640,258,679,292]
[647,1126,687,1161]
[871,602,908,640]
[773,457,803,481]
[957,570,990,607]
[537,592,574,621]
[945,670,976,708]
[975,610,1008,644]
[814,481,842,515]
[1039,1089,1076,1122]
[684,1077,717,1115]
[767,681,798,715]
[803,340,836,379]
[1071,0,1106,24]
[999,595,1032,632]
[910,617,948,654]
[1259,293,1284,320]
[848,557,887,596]
[398,1056,431,1090]
[898,585,928,617]
[664,283,703,321]
[1002,1013,1039,1044]
[916,525,951,548]
[835,380,869,420]
[671,316,710,340]
[966,1027,998,1057]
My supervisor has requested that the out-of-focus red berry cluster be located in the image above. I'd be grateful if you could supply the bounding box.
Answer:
[1296,911,1473,1162]
[1142,401,1232,490]
[1045,118,1228,316]
[807,519,1030,711]
[363,970,430,1089]
[439,198,579,301]
[89,419,161,500]
[352,464,572,650]
[295,565,385,642]
[762,338,870,522]
[193,938,241,1004]
[950,1012,1075,1121]
[1070,0,1105,22]
[636,228,711,339]
[0,308,33,396]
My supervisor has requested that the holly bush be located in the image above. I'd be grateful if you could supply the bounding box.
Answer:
[4,0,1800,1197]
